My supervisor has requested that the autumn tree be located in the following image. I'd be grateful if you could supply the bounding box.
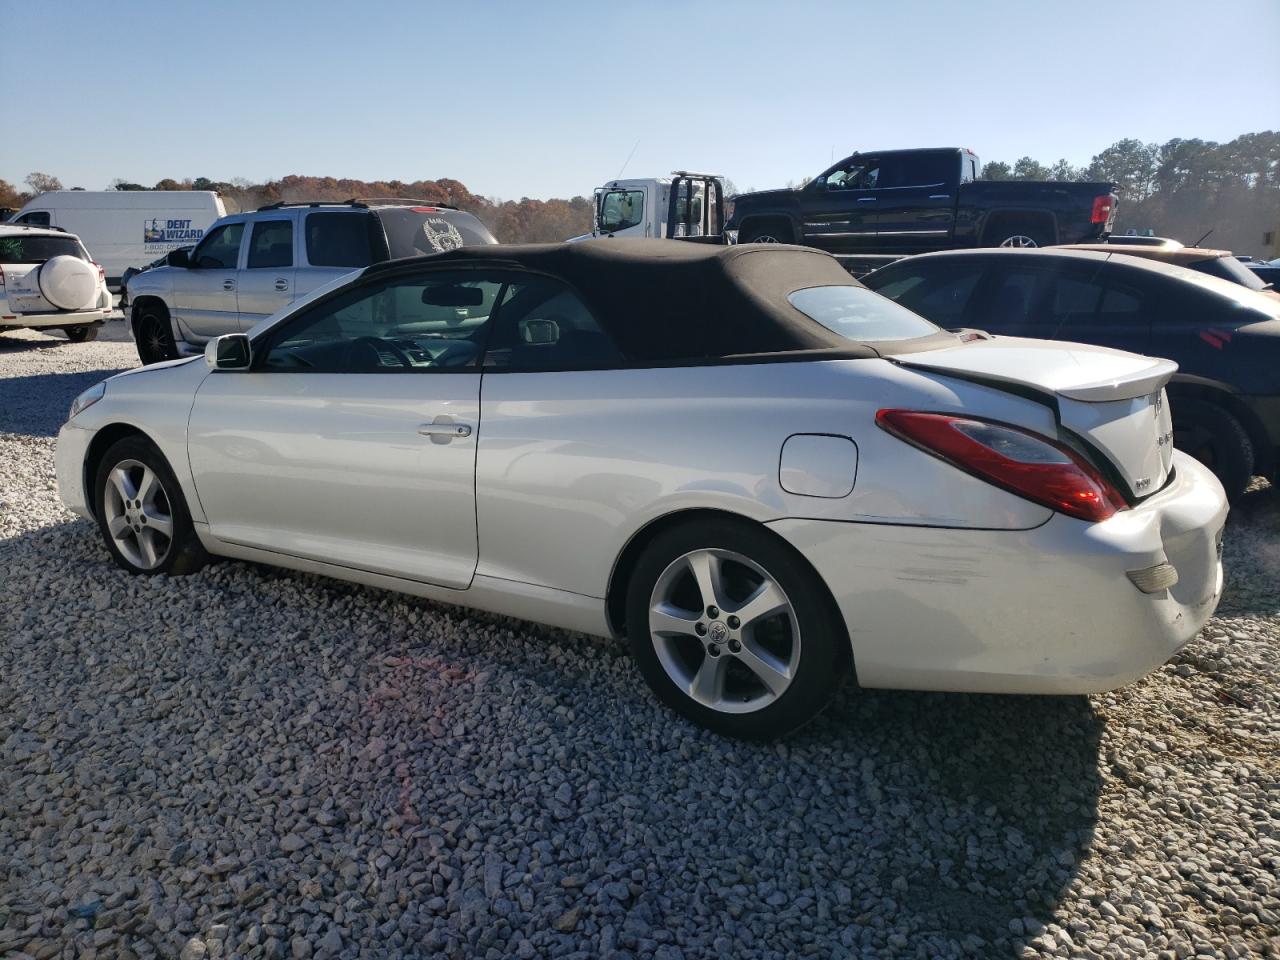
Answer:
[0,179,30,213]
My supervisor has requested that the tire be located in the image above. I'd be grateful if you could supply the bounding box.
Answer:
[63,324,99,343]
[1171,399,1254,502]
[93,436,209,576]
[739,221,793,244]
[134,302,178,365]
[987,222,1053,248]
[625,518,847,739]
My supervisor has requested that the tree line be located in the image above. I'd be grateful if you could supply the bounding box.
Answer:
[4,130,1277,252]
[0,172,596,245]
[980,131,1279,254]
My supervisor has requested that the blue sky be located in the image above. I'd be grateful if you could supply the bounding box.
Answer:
[4,0,1278,199]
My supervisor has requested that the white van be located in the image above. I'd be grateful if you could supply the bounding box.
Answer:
[10,191,226,290]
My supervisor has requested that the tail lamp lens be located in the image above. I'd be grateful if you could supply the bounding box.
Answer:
[876,409,1127,523]
[1091,195,1114,224]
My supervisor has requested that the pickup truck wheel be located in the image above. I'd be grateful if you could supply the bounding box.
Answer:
[1172,399,1253,502]
[989,222,1053,248]
[63,325,99,343]
[740,222,793,244]
[135,304,178,365]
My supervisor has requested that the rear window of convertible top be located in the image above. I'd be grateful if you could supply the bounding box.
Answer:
[788,285,941,342]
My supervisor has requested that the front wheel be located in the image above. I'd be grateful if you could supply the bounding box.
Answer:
[626,519,847,739]
[134,303,178,365]
[94,436,209,576]
[63,325,99,343]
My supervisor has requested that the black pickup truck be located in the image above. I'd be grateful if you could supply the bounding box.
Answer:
[726,148,1118,255]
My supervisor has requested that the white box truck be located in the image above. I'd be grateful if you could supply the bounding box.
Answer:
[569,173,726,242]
[9,191,226,290]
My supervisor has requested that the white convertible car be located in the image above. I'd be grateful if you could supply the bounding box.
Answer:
[57,240,1227,738]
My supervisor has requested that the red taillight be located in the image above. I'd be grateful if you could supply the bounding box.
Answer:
[0,265,5,287]
[93,261,105,282]
[409,206,441,213]
[1090,195,1114,225]
[875,410,1127,523]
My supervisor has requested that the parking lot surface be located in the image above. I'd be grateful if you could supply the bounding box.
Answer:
[1,322,1277,960]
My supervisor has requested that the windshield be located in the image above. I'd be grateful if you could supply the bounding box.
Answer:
[598,190,644,232]
[0,234,87,263]
[788,285,941,342]
[1192,256,1268,291]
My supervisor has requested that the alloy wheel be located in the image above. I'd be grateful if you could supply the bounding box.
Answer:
[142,315,169,361]
[999,234,1039,248]
[648,548,801,714]
[102,459,174,569]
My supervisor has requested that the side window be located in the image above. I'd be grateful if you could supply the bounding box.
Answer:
[246,219,293,269]
[261,272,504,373]
[599,190,644,232]
[305,212,374,268]
[826,158,880,190]
[192,223,244,269]
[1098,282,1148,324]
[877,265,981,327]
[484,277,624,371]
[892,153,951,188]
[980,269,1043,335]
[1046,275,1103,334]
[17,211,51,226]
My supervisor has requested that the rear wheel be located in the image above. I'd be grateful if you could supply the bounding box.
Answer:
[63,324,98,343]
[987,221,1053,248]
[134,302,177,365]
[626,518,847,739]
[1172,399,1254,502]
[94,436,209,576]
[740,221,794,244]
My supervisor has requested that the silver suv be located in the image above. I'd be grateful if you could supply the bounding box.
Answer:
[126,199,498,364]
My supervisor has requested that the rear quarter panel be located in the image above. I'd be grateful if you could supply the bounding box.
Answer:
[957,181,1114,246]
[475,358,1054,599]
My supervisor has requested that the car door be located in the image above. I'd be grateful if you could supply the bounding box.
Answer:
[236,215,297,329]
[1037,262,1154,354]
[186,269,506,589]
[171,220,244,342]
[799,156,882,252]
[870,151,957,251]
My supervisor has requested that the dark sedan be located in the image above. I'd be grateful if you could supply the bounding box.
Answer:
[863,248,1280,499]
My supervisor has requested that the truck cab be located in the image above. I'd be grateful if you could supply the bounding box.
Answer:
[574,173,725,242]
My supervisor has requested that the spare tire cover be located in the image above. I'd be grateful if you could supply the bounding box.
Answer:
[37,255,97,311]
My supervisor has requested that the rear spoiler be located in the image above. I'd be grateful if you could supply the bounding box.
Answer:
[1056,358,1177,402]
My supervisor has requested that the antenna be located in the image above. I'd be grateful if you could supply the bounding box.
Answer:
[616,138,641,180]
[1192,228,1214,247]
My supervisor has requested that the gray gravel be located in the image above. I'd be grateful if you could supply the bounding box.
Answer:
[1,322,1278,960]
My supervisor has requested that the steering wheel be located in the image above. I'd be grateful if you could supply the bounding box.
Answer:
[350,336,413,369]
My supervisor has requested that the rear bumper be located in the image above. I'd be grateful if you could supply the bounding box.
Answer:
[767,450,1227,694]
[0,308,110,329]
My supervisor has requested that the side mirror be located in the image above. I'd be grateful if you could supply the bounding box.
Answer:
[167,249,190,268]
[205,333,251,370]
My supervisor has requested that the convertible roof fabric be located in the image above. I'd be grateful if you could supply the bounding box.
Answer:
[369,239,886,363]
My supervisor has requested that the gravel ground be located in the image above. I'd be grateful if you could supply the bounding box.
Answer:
[1,322,1277,960]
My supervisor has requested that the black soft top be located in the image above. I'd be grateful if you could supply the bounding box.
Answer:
[367,239,919,363]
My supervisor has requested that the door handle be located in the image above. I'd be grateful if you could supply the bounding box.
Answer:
[856,197,877,202]
[274,279,289,291]
[223,279,236,290]
[928,194,951,199]
[418,422,472,439]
